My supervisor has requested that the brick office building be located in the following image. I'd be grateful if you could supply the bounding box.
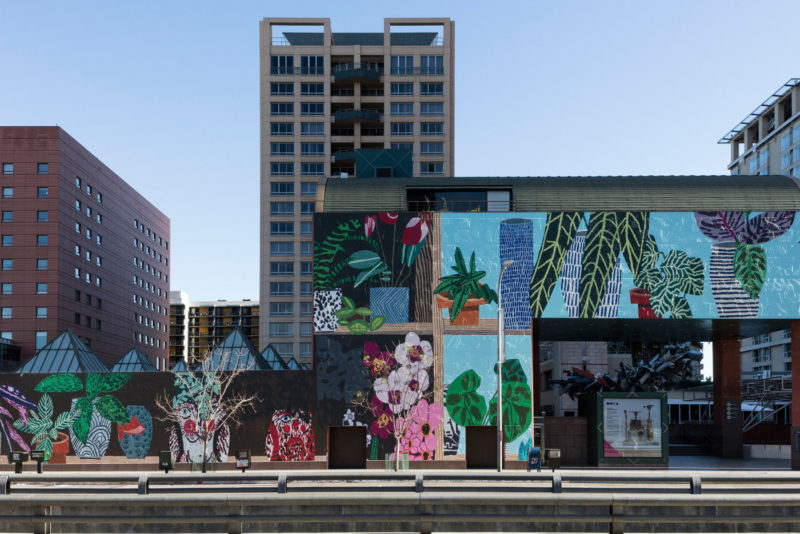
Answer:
[0,127,170,368]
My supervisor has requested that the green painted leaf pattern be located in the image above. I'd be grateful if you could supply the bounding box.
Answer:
[445,369,487,427]
[579,212,622,318]
[94,395,130,425]
[347,250,381,270]
[72,398,93,444]
[41,438,54,461]
[39,393,53,421]
[528,212,583,318]
[637,267,661,293]
[488,381,532,443]
[35,374,82,393]
[670,296,692,319]
[353,261,386,287]
[650,278,684,318]
[734,242,767,300]
[54,410,78,431]
[353,261,387,288]
[616,212,649,280]
[446,390,487,427]
[661,252,704,295]
[369,316,386,331]
[493,359,527,384]
[448,369,481,394]
[347,319,370,335]
[341,296,356,310]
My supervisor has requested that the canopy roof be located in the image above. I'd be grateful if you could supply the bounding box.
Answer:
[17,330,109,374]
[111,349,158,373]
[200,329,274,371]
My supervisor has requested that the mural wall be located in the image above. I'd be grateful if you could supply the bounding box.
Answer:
[313,210,800,460]
[0,371,316,463]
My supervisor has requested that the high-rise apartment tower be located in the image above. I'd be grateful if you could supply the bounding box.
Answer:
[259,18,455,364]
[719,78,800,379]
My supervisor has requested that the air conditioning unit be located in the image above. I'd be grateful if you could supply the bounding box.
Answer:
[340,172,348,179]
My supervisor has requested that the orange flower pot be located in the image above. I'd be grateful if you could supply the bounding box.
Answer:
[436,293,488,326]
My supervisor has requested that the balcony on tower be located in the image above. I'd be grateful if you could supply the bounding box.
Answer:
[332,61,383,83]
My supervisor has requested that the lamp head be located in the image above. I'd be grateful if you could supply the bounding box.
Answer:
[502,260,514,269]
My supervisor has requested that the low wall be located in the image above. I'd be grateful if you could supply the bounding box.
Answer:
[544,417,588,465]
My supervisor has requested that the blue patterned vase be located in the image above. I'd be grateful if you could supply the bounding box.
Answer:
[69,398,111,459]
[118,405,153,459]
[499,218,535,329]
[369,287,409,324]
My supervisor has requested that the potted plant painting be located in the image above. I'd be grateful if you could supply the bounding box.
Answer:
[34,373,132,459]
[629,235,704,318]
[434,247,498,326]
[528,211,649,319]
[694,211,794,317]
[314,213,431,327]
[13,393,78,464]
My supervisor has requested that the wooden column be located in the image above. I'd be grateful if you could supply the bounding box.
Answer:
[712,337,743,458]
[791,321,800,469]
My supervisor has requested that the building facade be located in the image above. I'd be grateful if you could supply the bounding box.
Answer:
[0,127,170,368]
[259,17,455,364]
[169,291,260,368]
[720,79,800,378]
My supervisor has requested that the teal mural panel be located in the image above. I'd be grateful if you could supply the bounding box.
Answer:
[443,335,532,457]
[441,211,800,319]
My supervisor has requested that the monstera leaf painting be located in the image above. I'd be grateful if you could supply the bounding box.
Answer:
[444,370,486,427]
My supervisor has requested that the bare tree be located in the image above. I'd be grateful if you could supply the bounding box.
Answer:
[156,351,260,473]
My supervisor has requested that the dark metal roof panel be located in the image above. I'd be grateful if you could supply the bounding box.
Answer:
[322,176,800,212]
[111,349,158,373]
[17,330,109,374]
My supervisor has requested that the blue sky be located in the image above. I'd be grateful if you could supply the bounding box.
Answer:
[2,0,798,346]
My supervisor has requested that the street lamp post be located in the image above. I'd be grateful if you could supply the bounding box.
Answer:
[497,260,513,472]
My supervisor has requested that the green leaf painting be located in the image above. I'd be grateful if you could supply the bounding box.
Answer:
[488,381,532,443]
[353,260,387,288]
[734,242,767,300]
[528,211,583,318]
[35,374,82,393]
[445,370,487,427]
[634,233,705,318]
[579,212,622,318]
[616,211,649,281]
[94,395,129,425]
[347,250,381,270]
[72,398,93,444]
[492,359,527,385]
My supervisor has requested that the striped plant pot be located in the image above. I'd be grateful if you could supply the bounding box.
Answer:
[560,230,622,318]
[369,287,409,324]
[710,241,759,318]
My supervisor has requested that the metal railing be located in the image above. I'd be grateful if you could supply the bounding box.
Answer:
[332,62,383,74]
[3,471,800,533]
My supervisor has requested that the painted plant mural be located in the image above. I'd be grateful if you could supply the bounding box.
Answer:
[314,212,432,332]
[351,332,441,461]
[695,211,795,317]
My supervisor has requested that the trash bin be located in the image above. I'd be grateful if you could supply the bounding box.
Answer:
[545,448,561,470]
[527,446,541,472]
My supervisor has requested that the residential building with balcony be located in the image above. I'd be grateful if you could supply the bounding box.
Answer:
[0,127,170,369]
[719,79,800,378]
[259,18,455,364]
[169,291,259,368]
